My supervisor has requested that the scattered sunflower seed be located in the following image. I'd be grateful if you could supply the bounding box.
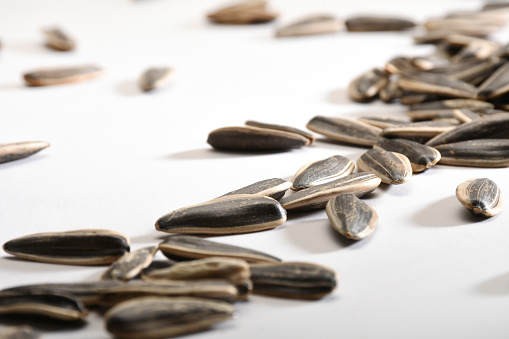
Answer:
[456,178,503,217]
[348,68,389,102]
[398,73,478,99]
[42,28,75,51]
[219,178,291,200]
[380,121,456,141]
[476,61,509,99]
[435,139,509,167]
[358,116,410,129]
[139,67,173,92]
[0,326,39,339]
[357,149,412,184]
[245,120,315,144]
[345,16,416,32]
[101,246,158,281]
[291,155,355,190]
[406,99,494,121]
[374,138,441,172]
[0,141,50,164]
[207,0,277,25]
[23,65,103,86]
[275,15,341,37]
[306,116,382,146]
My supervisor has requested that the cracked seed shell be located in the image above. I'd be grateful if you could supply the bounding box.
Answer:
[456,178,502,217]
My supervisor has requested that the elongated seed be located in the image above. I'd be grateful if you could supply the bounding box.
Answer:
[23,65,103,86]
[279,172,381,211]
[105,297,234,339]
[398,73,478,99]
[2,229,130,265]
[456,178,503,217]
[374,138,441,172]
[139,67,173,92]
[291,155,355,190]
[407,99,494,121]
[358,116,410,129]
[477,61,509,99]
[249,262,337,299]
[435,139,509,167]
[326,193,378,240]
[357,149,412,184]
[245,120,315,144]
[345,16,415,32]
[275,15,341,37]
[380,121,456,140]
[42,28,75,51]
[219,178,291,200]
[379,76,403,102]
[385,57,419,76]
[207,0,277,25]
[0,141,50,164]
[306,116,382,146]
[0,326,39,339]
[453,109,482,123]
[159,235,281,263]
[102,246,158,281]
[141,260,177,277]
[348,69,388,102]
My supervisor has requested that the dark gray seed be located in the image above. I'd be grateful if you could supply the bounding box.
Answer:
[477,61,509,99]
[275,15,341,37]
[42,28,75,51]
[105,297,234,339]
[141,260,178,277]
[291,155,355,190]
[348,68,388,102]
[23,65,103,86]
[345,16,415,32]
[2,229,130,265]
[435,139,509,167]
[456,178,503,217]
[407,99,494,121]
[374,138,441,172]
[358,116,410,129]
[357,149,412,184]
[155,194,287,235]
[453,109,482,123]
[385,57,420,75]
[398,73,478,99]
[0,292,87,321]
[425,114,509,147]
[379,76,403,102]
[159,235,280,263]
[219,178,291,200]
[0,326,39,339]
[306,116,382,146]
[207,126,309,151]
[139,67,173,92]
[207,0,277,25]
[279,172,381,211]
[102,246,158,281]
[0,141,50,164]
[245,120,315,144]
[326,193,378,240]
[249,262,337,299]
[380,121,456,141]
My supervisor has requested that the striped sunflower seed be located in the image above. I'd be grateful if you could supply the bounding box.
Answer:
[435,139,509,167]
[207,0,277,25]
[306,116,382,146]
[291,155,355,190]
[398,73,478,99]
[139,67,173,92]
[399,92,438,106]
[219,178,291,200]
[155,194,286,235]
[358,116,410,129]
[207,126,309,151]
[23,65,103,86]
[2,229,130,265]
[249,262,337,299]
[385,57,419,76]
[345,16,415,32]
[456,178,503,217]
[105,297,234,339]
[159,235,281,263]
[374,138,441,172]
[275,15,341,37]
[141,260,177,277]
[380,121,456,141]
[348,68,388,102]
[279,172,381,211]
[379,76,403,103]
[357,149,412,184]
[407,99,494,121]
[245,120,315,144]
[477,61,509,99]
[453,108,482,123]
[42,28,75,51]
[0,141,50,164]
[0,326,39,339]
[424,18,505,35]
[101,246,158,281]
[326,193,378,240]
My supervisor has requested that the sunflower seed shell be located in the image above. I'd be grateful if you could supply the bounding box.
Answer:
[42,28,75,51]
[456,178,503,217]
[357,149,412,184]
[139,67,173,92]
[374,138,441,172]
[291,155,355,190]
[435,139,509,167]
[245,120,315,144]
[275,15,342,37]
[101,246,158,281]
[348,69,388,102]
[398,73,478,99]
[207,0,277,25]
[219,178,291,200]
[0,141,50,164]
[345,16,416,32]
[0,326,39,339]
[306,116,382,146]
[23,65,103,86]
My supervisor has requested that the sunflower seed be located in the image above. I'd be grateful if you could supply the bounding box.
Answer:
[2,229,130,265]
[275,15,341,37]
[445,34,500,61]
[453,109,482,123]
[0,292,87,321]
[0,326,39,339]
[23,65,103,86]
[139,67,173,92]
[235,280,253,301]
[424,18,505,34]
[249,262,337,299]
[345,16,415,32]
[142,257,250,285]
[291,155,355,190]
[413,30,488,44]
[207,0,277,25]
[407,99,494,121]
[219,178,291,200]
[412,55,450,71]
[483,2,509,11]
[445,58,502,85]
[159,235,281,263]
[141,260,177,277]
[326,193,378,240]
[398,73,478,99]
[42,28,75,51]
[101,246,158,281]
[0,141,50,164]
[245,120,315,144]
[374,138,441,172]
[358,116,410,129]
[357,149,412,184]
[399,92,439,105]
[379,76,403,102]
[477,61,509,99]
[456,178,503,217]
[105,297,234,339]
[207,126,309,151]
[279,172,381,211]
[306,116,382,146]
[155,195,286,235]
[385,57,419,76]
[348,68,388,102]
[380,121,456,141]
[434,139,509,167]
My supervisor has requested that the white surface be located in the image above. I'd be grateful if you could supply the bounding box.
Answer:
[1,0,509,338]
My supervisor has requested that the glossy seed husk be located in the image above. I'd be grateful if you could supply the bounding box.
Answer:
[139,67,173,92]
[159,235,281,263]
[326,193,378,240]
[306,116,382,146]
[245,120,315,144]
[155,194,286,235]
[275,15,342,37]
[2,229,130,265]
[345,16,415,32]
[102,246,158,281]
[105,297,234,339]
[398,73,478,99]
[435,139,509,167]
[374,138,441,172]
[456,178,503,217]
[348,68,388,102]
[23,65,103,86]
[357,149,412,184]
[0,326,39,339]
[0,141,50,164]
[279,172,381,211]
[207,0,277,25]
[219,178,291,200]
[477,61,509,99]
[249,262,337,299]
[42,28,75,51]
[291,155,355,190]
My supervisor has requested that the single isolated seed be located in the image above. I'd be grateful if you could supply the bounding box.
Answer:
[345,16,416,32]
[291,155,355,190]
[0,141,50,164]
[348,68,388,102]
[326,193,378,240]
[207,0,277,25]
[139,67,173,92]
[0,326,39,339]
[219,178,291,200]
[357,149,412,184]
[42,27,75,51]
[101,246,158,281]
[275,14,342,37]
[245,120,315,144]
[374,138,441,172]
[306,116,382,146]
[456,178,503,217]
[435,139,509,168]
[23,65,103,86]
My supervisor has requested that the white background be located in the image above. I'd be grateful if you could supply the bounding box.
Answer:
[1,0,509,338]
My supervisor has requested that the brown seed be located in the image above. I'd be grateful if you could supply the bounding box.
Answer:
[435,139,509,168]
[245,120,315,144]
[385,57,419,76]
[445,34,501,61]
[399,92,438,106]
[348,68,388,102]
[398,73,478,99]
[456,178,503,217]
[477,61,509,99]
[306,116,382,146]
[139,67,173,92]
[413,30,489,44]
[207,0,277,25]
[23,65,103,86]
[379,76,403,102]
[424,18,505,35]
[219,177,291,200]
[291,155,355,190]
[358,116,410,129]
[357,149,412,184]
[0,141,50,164]
[275,14,341,37]
[42,28,75,51]
[445,57,502,85]
[101,246,159,281]
[345,16,415,32]
[0,326,39,339]
[374,138,441,172]
[412,54,450,71]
